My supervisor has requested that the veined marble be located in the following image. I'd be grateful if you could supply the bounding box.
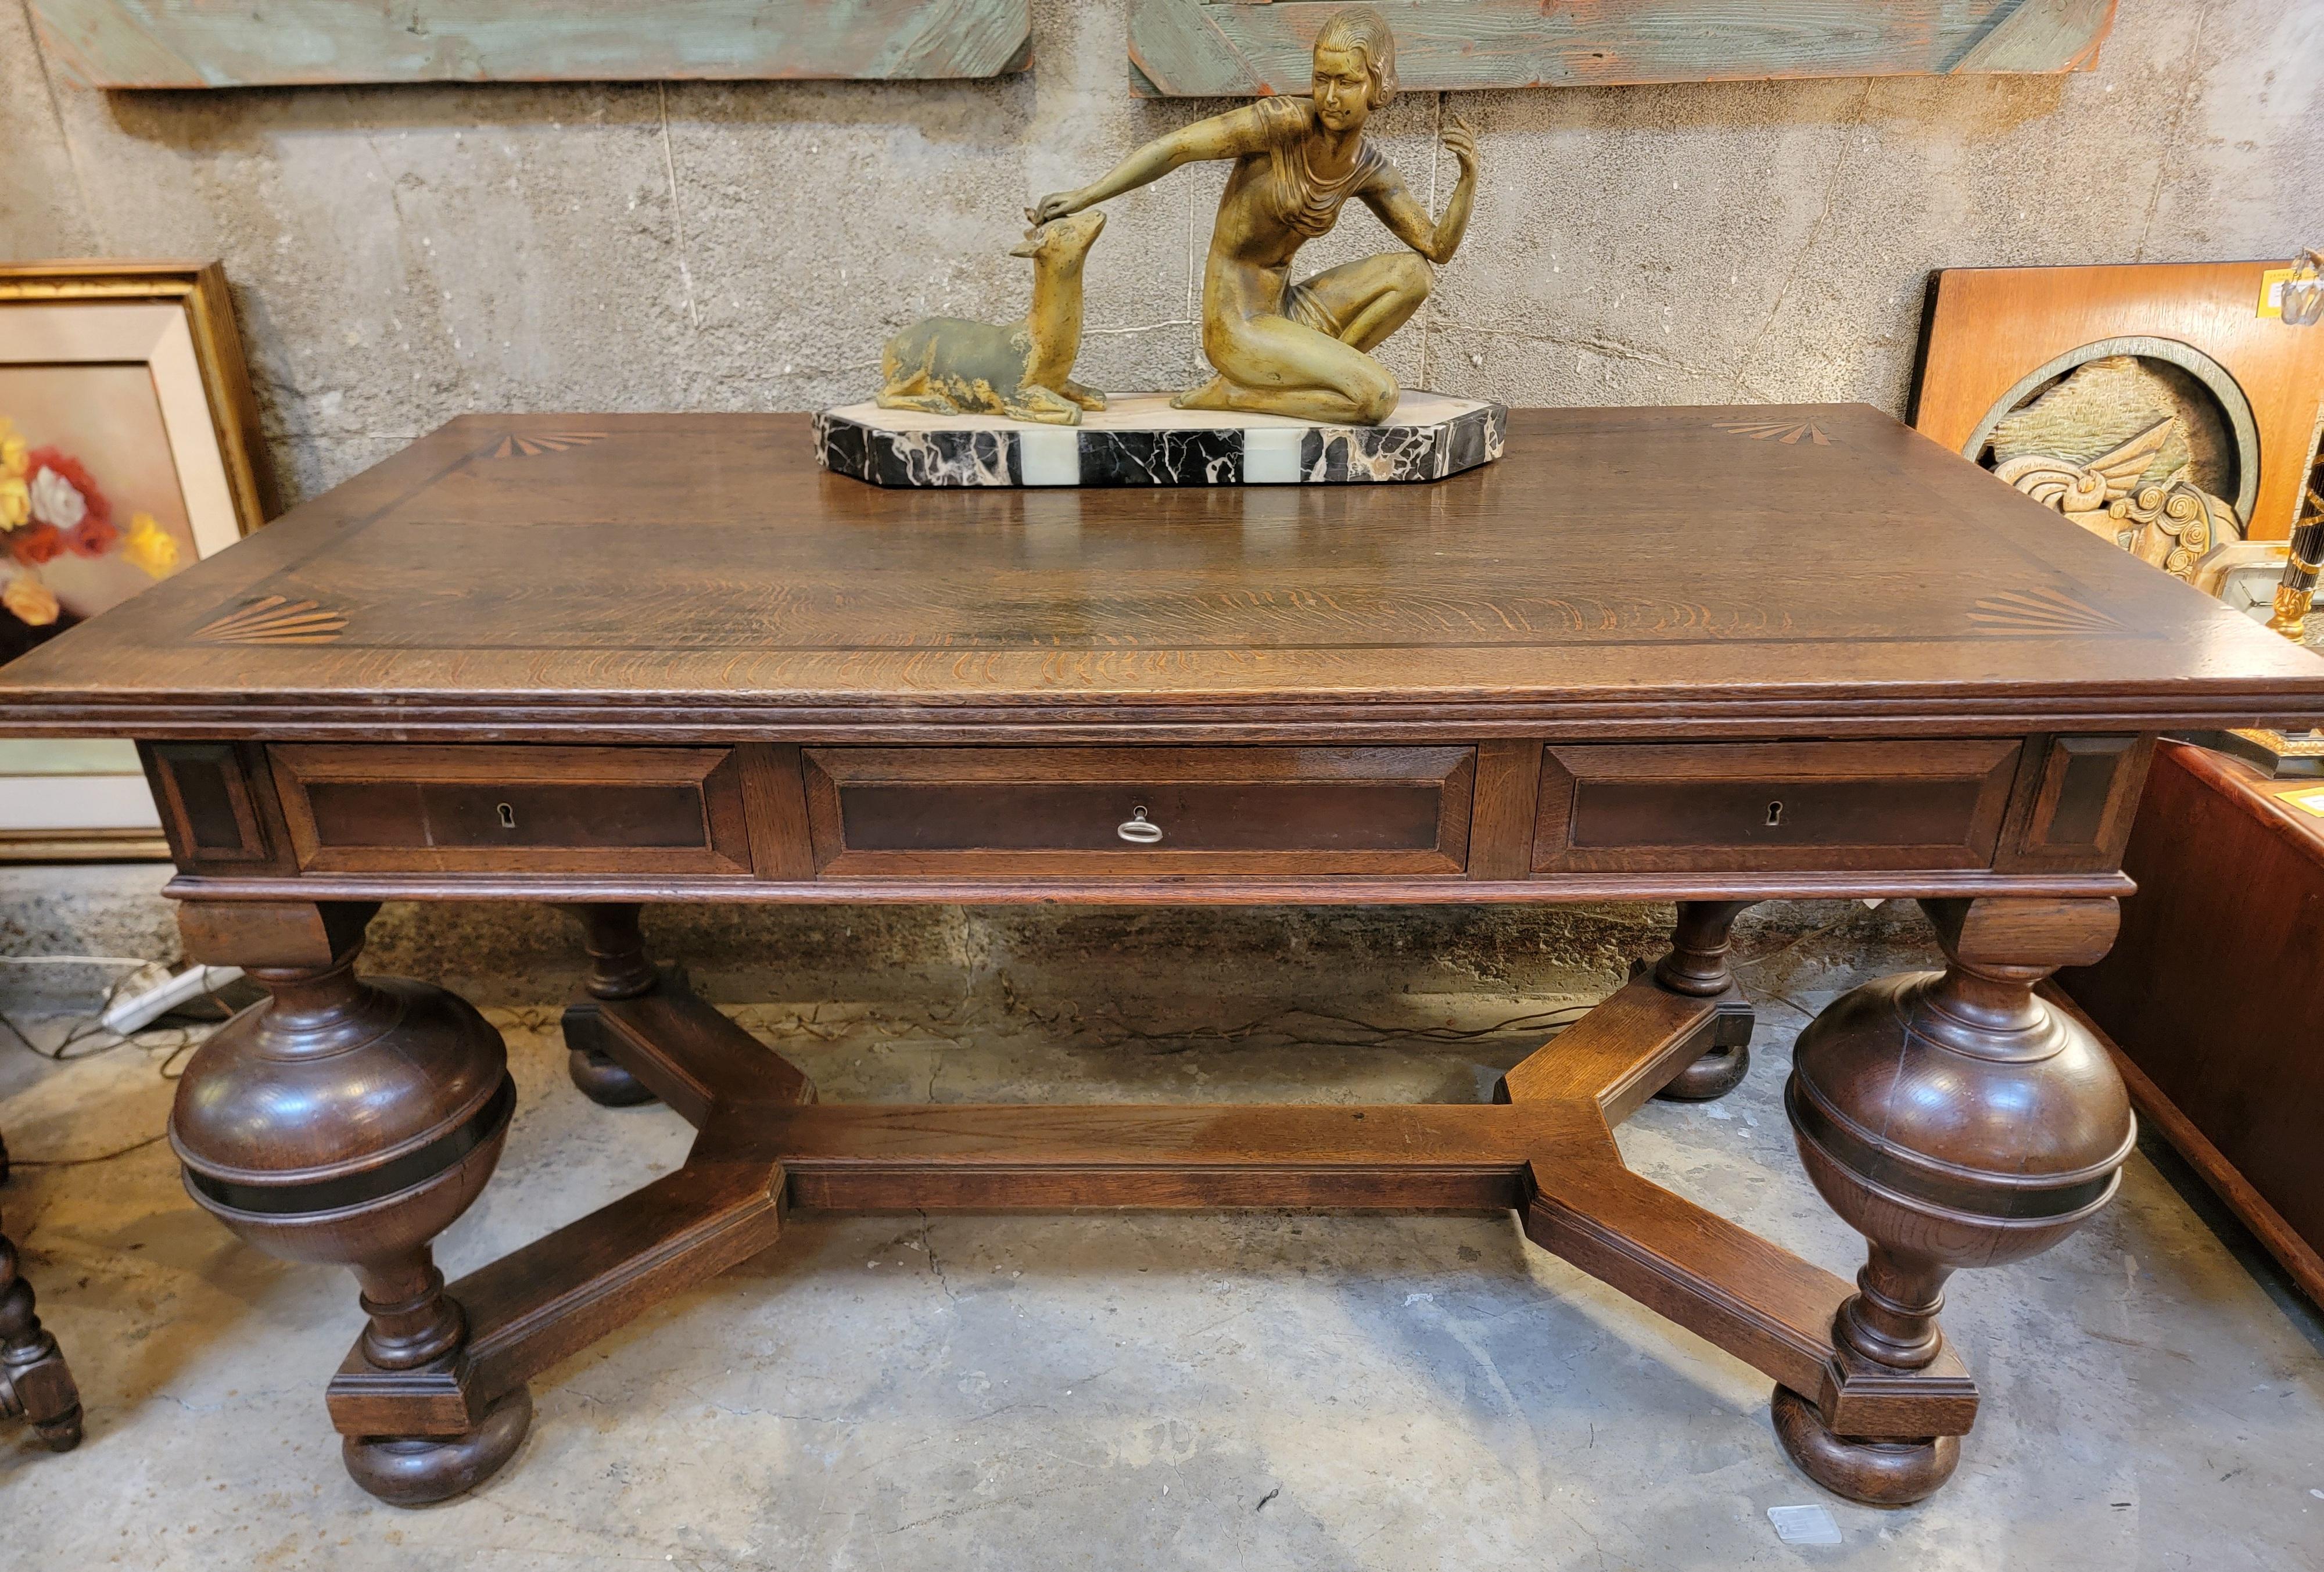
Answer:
[815,392,1506,489]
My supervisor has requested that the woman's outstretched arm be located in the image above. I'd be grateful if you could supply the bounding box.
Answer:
[1030,105,1274,223]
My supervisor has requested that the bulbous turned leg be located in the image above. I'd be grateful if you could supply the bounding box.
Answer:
[1777,896,2134,1505]
[560,904,659,1107]
[1652,900,1757,1101]
[0,1217,83,1451]
[170,900,529,1504]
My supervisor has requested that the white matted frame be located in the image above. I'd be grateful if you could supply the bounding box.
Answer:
[0,261,274,861]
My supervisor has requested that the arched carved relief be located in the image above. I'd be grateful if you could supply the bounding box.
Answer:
[1969,348,2253,586]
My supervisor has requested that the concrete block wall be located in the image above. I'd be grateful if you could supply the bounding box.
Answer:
[3,0,2316,505]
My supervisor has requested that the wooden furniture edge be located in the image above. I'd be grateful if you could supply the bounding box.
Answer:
[2040,981,2324,1309]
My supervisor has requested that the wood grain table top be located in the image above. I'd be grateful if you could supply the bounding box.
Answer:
[4,404,2320,743]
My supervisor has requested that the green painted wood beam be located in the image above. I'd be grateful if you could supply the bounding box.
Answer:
[31,0,1034,88]
[1127,0,2116,97]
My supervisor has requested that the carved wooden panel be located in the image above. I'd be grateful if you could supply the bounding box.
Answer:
[1914,264,2324,544]
[143,741,279,869]
[31,1,1032,88]
[1993,734,2153,873]
[1128,0,2116,96]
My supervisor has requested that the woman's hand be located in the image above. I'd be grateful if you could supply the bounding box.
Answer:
[1442,114,1479,177]
[1028,189,1085,226]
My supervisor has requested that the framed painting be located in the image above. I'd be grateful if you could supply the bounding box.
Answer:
[0,261,274,860]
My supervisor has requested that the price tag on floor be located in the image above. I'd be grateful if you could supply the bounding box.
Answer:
[1767,1504,1844,1545]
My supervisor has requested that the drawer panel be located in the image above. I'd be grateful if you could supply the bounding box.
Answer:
[803,746,1474,877]
[1532,740,2021,873]
[271,745,754,874]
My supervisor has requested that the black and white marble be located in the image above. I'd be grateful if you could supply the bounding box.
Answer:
[815,392,1505,489]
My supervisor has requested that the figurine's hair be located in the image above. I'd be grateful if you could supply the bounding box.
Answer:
[1314,6,1397,107]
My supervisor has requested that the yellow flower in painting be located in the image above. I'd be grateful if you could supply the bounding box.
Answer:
[123,512,181,577]
[0,417,24,478]
[3,573,59,627]
[0,475,27,530]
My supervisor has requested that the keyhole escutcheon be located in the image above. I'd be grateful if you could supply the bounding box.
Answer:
[497,802,517,830]
[1765,801,1784,827]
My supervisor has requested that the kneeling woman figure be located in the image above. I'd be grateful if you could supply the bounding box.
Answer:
[1032,6,1477,425]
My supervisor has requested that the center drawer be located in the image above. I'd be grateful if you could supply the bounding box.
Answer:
[801,746,1475,877]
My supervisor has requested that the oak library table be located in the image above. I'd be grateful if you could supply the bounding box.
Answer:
[4,404,2320,1509]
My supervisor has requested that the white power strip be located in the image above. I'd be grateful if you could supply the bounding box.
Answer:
[99,964,245,1036]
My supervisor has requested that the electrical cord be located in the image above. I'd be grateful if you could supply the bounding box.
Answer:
[1,963,235,1170]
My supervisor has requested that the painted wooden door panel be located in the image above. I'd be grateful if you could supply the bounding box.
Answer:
[1128,0,2115,96]
[32,0,1034,88]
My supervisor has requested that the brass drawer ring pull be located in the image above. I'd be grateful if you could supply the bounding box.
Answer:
[1116,805,1164,845]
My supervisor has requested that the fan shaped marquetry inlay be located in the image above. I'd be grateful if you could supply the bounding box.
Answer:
[490,432,608,459]
[1967,587,2126,635]
[1713,418,1834,446]
[195,595,349,645]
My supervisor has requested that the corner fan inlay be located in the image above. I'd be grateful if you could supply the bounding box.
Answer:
[1714,419,1836,446]
[1967,588,2127,635]
[489,432,608,460]
[195,596,349,645]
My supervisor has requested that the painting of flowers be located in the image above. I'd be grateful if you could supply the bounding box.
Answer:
[0,260,273,858]
[0,364,199,663]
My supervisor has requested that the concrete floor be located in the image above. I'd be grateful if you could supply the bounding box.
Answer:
[2,870,2321,1570]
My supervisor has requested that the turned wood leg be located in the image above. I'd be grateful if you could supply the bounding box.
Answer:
[0,1213,82,1451]
[169,900,532,1505]
[1651,900,1756,1101]
[561,904,661,1108]
[1776,896,2134,1505]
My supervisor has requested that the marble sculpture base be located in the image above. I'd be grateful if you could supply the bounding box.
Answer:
[814,390,1506,488]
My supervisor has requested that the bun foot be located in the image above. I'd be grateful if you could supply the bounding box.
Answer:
[568,1046,656,1107]
[33,1403,83,1452]
[1648,902,1755,1103]
[1771,1386,1959,1506]
[561,905,662,1108]
[1655,1039,1749,1101]
[344,1384,533,1506]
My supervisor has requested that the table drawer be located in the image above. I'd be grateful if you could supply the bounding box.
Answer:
[271,744,754,874]
[802,746,1474,877]
[1532,740,2021,873]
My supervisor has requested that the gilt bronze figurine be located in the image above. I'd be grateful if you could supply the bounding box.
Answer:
[1032,5,1476,425]
[876,208,1109,426]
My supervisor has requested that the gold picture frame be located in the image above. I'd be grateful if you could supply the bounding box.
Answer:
[0,260,275,862]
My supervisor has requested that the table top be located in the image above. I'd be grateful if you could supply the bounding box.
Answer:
[4,404,2319,744]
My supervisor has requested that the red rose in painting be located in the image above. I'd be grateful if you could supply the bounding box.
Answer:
[8,522,63,565]
[23,447,110,532]
[67,512,121,557]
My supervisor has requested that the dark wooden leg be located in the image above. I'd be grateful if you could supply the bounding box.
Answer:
[561,905,661,1107]
[169,900,531,1505]
[1651,900,1756,1101]
[1776,896,2133,1505]
[0,1212,82,1451]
